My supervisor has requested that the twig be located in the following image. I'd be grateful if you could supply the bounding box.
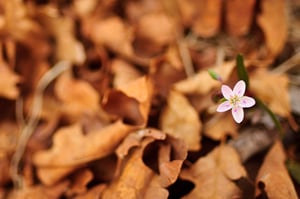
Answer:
[177,38,195,77]
[10,61,71,189]
[271,51,300,74]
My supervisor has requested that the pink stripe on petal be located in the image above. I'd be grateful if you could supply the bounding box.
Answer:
[221,85,233,100]
[239,96,255,108]
[217,101,232,112]
[232,106,244,123]
[233,80,246,97]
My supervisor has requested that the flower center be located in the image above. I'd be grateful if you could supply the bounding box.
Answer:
[230,95,240,106]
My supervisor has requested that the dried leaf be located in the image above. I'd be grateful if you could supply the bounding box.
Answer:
[7,181,69,199]
[191,0,222,38]
[33,122,135,185]
[0,156,11,186]
[74,184,107,199]
[34,77,153,185]
[225,0,256,36]
[102,129,187,199]
[174,61,235,95]
[150,56,185,98]
[255,141,298,199]
[87,16,134,57]
[181,145,247,199]
[111,58,142,89]
[36,5,86,64]
[0,62,20,99]
[160,90,201,151]
[0,120,19,157]
[134,13,176,56]
[204,113,238,140]
[250,69,290,117]
[102,76,153,126]
[54,71,100,118]
[257,0,288,56]
[65,169,94,197]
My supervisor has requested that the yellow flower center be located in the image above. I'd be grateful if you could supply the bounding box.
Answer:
[230,95,240,106]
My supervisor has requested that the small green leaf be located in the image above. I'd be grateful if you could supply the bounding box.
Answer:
[208,69,221,81]
[256,98,283,138]
[236,54,249,87]
[287,160,300,184]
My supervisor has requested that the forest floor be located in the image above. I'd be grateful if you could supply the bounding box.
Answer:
[1,0,300,198]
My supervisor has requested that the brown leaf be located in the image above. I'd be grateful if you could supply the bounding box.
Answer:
[0,120,19,158]
[111,58,142,89]
[36,7,86,64]
[33,121,136,185]
[204,113,238,140]
[87,16,134,57]
[174,61,235,95]
[160,90,201,151]
[7,181,69,199]
[150,50,185,94]
[255,141,298,199]
[124,0,163,23]
[102,129,187,199]
[0,156,11,186]
[0,62,20,99]
[191,0,222,38]
[257,0,288,56]
[34,77,153,185]
[74,184,107,199]
[134,13,176,56]
[250,69,290,117]
[54,71,100,118]
[181,145,247,199]
[103,76,153,125]
[65,169,94,197]
[225,0,256,36]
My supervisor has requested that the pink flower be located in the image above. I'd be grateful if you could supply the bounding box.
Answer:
[217,80,255,123]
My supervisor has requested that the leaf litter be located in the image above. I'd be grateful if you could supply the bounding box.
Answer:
[1,0,300,199]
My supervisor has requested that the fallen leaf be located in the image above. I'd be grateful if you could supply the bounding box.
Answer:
[33,122,135,185]
[74,184,107,199]
[255,141,298,199]
[65,169,93,197]
[111,58,142,89]
[133,13,176,56]
[54,71,100,119]
[124,0,163,23]
[174,61,235,95]
[204,113,238,140]
[102,76,153,126]
[160,90,201,151]
[87,16,134,57]
[257,0,288,56]
[150,54,185,98]
[180,145,247,199]
[0,61,20,99]
[7,181,69,199]
[102,129,187,199]
[36,6,86,64]
[0,120,19,158]
[191,0,222,38]
[250,69,290,117]
[34,77,153,185]
[0,156,10,186]
[225,0,256,36]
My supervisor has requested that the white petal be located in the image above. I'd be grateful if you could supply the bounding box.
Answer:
[233,80,246,97]
[232,106,244,123]
[217,101,232,112]
[239,96,255,108]
[221,85,233,100]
